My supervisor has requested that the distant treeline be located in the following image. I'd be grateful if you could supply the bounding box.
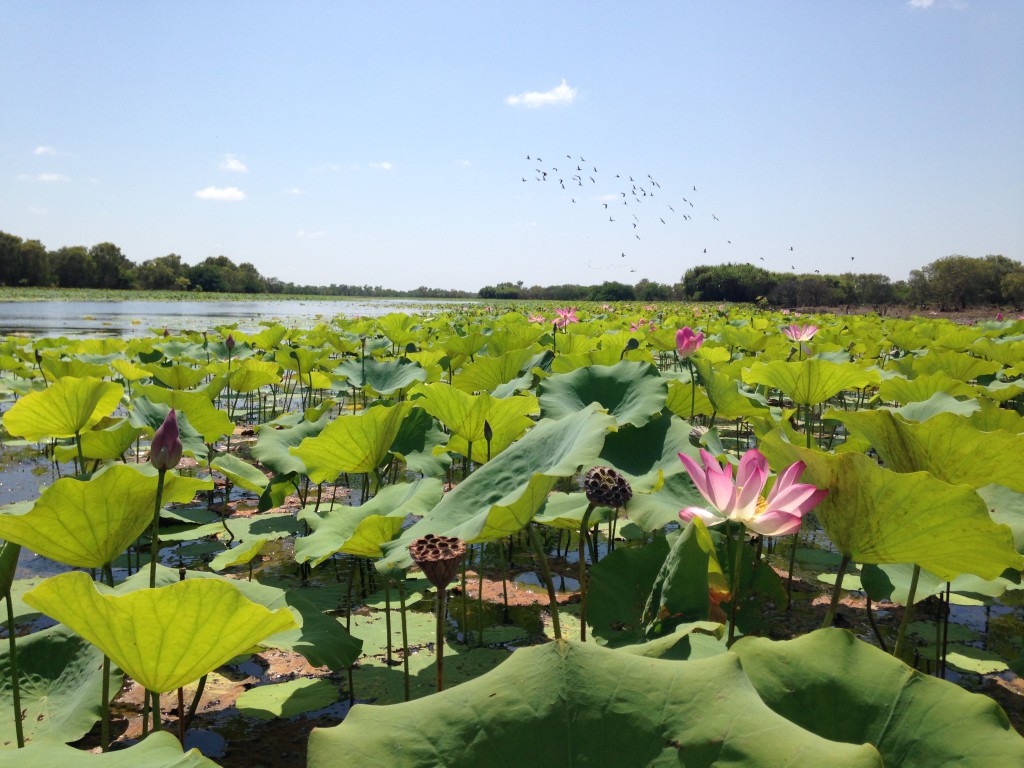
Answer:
[2,230,1020,309]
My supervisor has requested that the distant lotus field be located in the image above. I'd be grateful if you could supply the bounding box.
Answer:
[1,303,1023,766]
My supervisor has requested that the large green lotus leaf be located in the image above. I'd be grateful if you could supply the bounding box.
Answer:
[743,358,880,407]
[911,349,1001,382]
[972,337,1024,367]
[307,639,881,768]
[251,412,330,475]
[976,378,1024,403]
[538,360,666,428]
[0,730,219,767]
[692,358,771,420]
[295,478,443,565]
[733,628,1024,767]
[587,534,671,647]
[877,371,976,403]
[759,432,1024,581]
[616,621,727,661]
[664,376,715,419]
[980,484,1024,553]
[236,677,338,720]
[141,363,208,390]
[720,323,770,352]
[415,382,538,444]
[2,376,123,441]
[889,391,980,421]
[211,452,269,495]
[484,326,546,356]
[860,561,1016,605]
[442,331,487,362]
[134,564,362,670]
[533,491,614,530]
[0,623,121,749]
[52,417,141,463]
[228,358,282,392]
[23,571,297,694]
[39,356,113,381]
[0,465,211,568]
[134,386,233,444]
[375,313,422,348]
[293,401,412,482]
[598,410,694,491]
[827,409,1024,491]
[643,519,726,635]
[387,405,451,477]
[207,536,268,571]
[332,357,427,395]
[110,357,152,383]
[451,347,541,393]
[379,405,616,570]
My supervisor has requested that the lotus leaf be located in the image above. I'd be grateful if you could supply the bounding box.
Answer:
[142,363,208,390]
[451,347,542,393]
[0,465,212,568]
[911,349,1001,382]
[236,677,338,720]
[293,401,412,482]
[23,571,297,693]
[332,357,427,395]
[52,417,141,463]
[743,358,879,407]
[251,412,331,475]
[208,536,268,571]
[227,358,282,392]
[134,386,233,444]
[387,405,451,477]
[0,730,219,766]
[211,452,269,495]
[693,358,771,419]
[2,376,123,441]
[307,639,882,767]
[733,628,1024,766]
[538,360,666,428]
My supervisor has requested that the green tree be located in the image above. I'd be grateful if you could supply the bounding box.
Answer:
[88,243,136,289]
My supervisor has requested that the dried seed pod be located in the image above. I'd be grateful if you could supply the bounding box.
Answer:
[582,466,632,509]
[409,534,467,589]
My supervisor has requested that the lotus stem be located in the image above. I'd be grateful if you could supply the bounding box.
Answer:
[149,468,166,588]
[526,524,561,640]
[865,596,888,653]
[459,557,468,645]
[784,527,800,610]
[893,564,921,660]
[100,564,114,751]
[384,582,393,666]
[578,503,596,641]
[821,554,850,629]
[398,580,410,702]
[177,687,185,744]
[435,586,448,692]
[4,592,24,749]
[477,545,485,647]
[727,526,747,647]
[183,674,207,733]
[940,581,951,678]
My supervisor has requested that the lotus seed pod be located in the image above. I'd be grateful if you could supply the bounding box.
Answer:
[582,466,632,509]
[689,425,709,447]
[409,534,467,589]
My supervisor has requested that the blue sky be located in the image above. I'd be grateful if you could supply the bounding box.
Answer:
[2,1,1021,291]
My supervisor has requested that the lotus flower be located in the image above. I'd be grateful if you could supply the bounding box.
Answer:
[675,326,704,359]
[677,448,826,536]
[554,307,579,329]
[225,333,236,354]
[782,324,818,343]
[528,314,547,323]
[150,409,182,471]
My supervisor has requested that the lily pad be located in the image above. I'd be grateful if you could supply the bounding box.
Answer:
[0,731,219,766]
[236,678,339,720]
[2,376,124,441]
[538,360,667,428]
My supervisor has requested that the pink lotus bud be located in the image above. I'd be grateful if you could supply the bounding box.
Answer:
[225,333,235,353]
[676,326,704,359]
[150,409,182,471]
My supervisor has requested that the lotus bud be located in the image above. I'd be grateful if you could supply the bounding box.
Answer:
[676,326,704,359]
[582,466,632,509]
[225,333,235,354]
[34,349,42,364]
[163,328,170,337]
[483,420,493,443]
[689,425,709,447]
[409,534,467,590]
[150,408,183,471]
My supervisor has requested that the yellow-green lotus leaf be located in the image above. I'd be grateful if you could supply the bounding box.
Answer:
[911,349,1001,382]
[877,371,976,404]
[23,571,297,694]
[292,402,412,482]
[136,385,234,443]
[40,356,113,381]
[110,358,152,383]
[208,537,268,571]
[53,417,142,463]
[452,348,540,393]
[0,465,212,568]
[2,376,124,441]
[142,363,208,390]
[415,383,538,460]
[228,359,282,392]
[743,358,880,407]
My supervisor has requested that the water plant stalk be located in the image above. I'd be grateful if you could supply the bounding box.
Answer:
[398,580,410,702]
[820,554,851,629]
[727,526,747,647]
[384,582,393,666]
[434,586,448,692]
[3,593,24,749]
[526,524,561,640]
[892,564,921,659]
[477,545,485,647]
[578,503,596,641]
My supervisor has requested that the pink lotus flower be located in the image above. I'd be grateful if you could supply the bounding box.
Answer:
[528,314,547,323]
[996,313,1004,322]
[554,307,579,329]
[676,326,704,359]
[782,324,818,343]
[677,448,826,536]
[150,409,183,471]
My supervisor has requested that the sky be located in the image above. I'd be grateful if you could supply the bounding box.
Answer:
[2,1,1022,292]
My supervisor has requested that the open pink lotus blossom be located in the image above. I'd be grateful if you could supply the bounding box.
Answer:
[782,324,818,343]
[528,314,547,323]
[554,307,579,329]
[676,326,704,358]
[677,448,826,536]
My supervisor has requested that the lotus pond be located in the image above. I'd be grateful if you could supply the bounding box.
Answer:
[1,302,1023,767]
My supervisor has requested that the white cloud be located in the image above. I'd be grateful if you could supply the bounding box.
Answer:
[457,159,471,167]
[296,229,325,239]
[909,0,934,6]
[28,206,48,215]
[18,172,69,182]
[505,79,577,108]
[368,161,393,171]
[34,145,56,156]
[284,187,305,195]
[218,154,248,172]
[194,186,246,201]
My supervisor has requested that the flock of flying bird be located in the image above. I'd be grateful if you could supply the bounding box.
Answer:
[521,154,853,275]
